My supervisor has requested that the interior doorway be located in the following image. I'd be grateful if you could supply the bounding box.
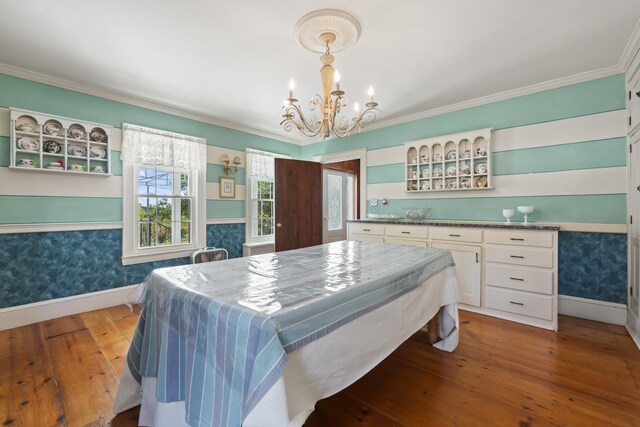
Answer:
[629,133,640,320]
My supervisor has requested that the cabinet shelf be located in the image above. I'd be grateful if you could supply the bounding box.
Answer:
[405,128,492,192]
[10,108,113,177]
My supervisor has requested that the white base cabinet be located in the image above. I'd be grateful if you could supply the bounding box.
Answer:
[431,242,481,307]
[348,222,558,330]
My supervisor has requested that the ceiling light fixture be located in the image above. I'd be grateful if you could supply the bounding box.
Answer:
[281,10,380,139]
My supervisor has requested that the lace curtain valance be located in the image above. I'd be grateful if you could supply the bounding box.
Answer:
[121,124,207,171]
[246,148,276,181]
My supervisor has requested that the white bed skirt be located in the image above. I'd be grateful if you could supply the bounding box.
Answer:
[113,266,459,427]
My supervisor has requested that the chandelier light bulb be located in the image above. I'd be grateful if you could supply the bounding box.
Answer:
[289,78,295,91]
[354,102,360,112]
[368,85,374,98]
[334,70,341,83]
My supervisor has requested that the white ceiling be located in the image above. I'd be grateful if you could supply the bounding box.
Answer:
[1,1,640,143]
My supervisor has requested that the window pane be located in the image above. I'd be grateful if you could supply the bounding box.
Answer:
[328,174,343,231]
[156,171,173,196]
[139,222,156,247]
[157,222,172,245]
[180,174,189,196]
[138,167,156,195]
[139,197,156,221]
[181,222,190,243]
[156,198,172,223]
[180,199,190,221]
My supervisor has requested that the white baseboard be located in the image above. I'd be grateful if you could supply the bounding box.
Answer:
[558,295,627,325]
[0,285,142,331]
[626,309,640,350]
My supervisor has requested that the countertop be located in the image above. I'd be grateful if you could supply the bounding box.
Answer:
[347,219,560,231]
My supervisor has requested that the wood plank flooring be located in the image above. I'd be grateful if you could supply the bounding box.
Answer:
[1,307,638,426]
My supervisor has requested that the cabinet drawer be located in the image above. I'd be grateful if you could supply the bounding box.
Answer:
[385,237,428,248]
[349,223,385,236]
[385,224,429,239]
[430,227,482,243]
[485,230,553,248]
[486,245,553,268]
[485,286,553,321]
[486,264,553,295]
[350,234,384,243]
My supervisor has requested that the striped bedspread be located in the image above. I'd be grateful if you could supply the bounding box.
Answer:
[126,241,455,427]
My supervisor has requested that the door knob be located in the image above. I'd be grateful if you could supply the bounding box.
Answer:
[277,223,282,228]
[637,185,640,192]
[636,91,640,98]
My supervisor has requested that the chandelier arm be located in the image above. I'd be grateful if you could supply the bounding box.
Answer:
[332,107,381,138]
[281,104,325,137]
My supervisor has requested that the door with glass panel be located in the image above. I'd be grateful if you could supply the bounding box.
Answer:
[323,168,355,243]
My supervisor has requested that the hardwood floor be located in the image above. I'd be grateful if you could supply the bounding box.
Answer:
[1,307,639,426]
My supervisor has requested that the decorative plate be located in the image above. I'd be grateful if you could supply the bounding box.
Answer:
[446,165,457,176]
[89,146,106,159]
[446,150,457,160]
[460,178,471,189]
[421,168,430,178]
[15,116,37,133]
[459,164,471,175]
[17,137,39,151]
[421,181,430,190]
[446,179,458,189]
[460,150,472,159]
[475,147,488,157]
[432,167,443,178]
[420,154,429,163]
[68,124,86,140]
[434,153,443,162]
[43,140,61,154]
[67,144,86,157]
[474,163,488,174]
[433,180,443,190]
[90,128,108,143]
[43,121,63,136]
[474,176,488,188]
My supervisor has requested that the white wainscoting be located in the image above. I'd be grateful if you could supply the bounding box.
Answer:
[0,284,143,331]
[558,295,627,325]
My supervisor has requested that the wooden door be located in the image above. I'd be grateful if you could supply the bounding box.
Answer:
[432,242,482,307]
[274,158,323,252]
[322,168,354,243]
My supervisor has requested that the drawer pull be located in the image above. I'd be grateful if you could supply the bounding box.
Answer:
[509,301,524,306]
[401,231,411,234]
[510,277,524,281]
[510,238,525,241]
[449,234,461,237]
[362,228,371,232]
[510,255,525,259]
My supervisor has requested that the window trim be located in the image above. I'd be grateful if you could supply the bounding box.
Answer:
[244,149,290,245]
[122,162,206,265]
[249,178,275,242]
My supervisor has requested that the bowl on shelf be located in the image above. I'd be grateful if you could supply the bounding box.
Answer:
[403,207,431,220]
[517,206,535,224]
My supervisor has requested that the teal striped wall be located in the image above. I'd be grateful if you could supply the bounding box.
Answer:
[0,72,300,224]
[303,74,627,226]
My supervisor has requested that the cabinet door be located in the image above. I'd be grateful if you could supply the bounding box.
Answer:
[351,233,385,243]
[432,242,481,307]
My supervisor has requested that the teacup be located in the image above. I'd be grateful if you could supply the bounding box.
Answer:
[70,164,84,171]
[92,165,105,173]
[20,159,34,165]
[50,161,63,167]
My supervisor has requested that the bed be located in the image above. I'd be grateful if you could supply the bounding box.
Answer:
[113,240,461,427]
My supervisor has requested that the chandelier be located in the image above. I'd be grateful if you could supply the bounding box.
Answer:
[280,10,381,139]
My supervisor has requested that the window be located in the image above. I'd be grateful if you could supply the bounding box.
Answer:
[137,166,192,247]
[121,124,206,265]
[251,180,274,238]
[245,148,290,244]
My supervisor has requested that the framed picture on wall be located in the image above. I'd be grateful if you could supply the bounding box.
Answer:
[219,176,236,199]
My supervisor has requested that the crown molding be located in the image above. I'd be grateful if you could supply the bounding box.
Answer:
[620,18,640,72]
[0,62,302,146]
[347,65,624,136]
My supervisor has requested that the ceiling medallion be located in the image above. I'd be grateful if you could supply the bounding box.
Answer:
[281,9,380,139]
